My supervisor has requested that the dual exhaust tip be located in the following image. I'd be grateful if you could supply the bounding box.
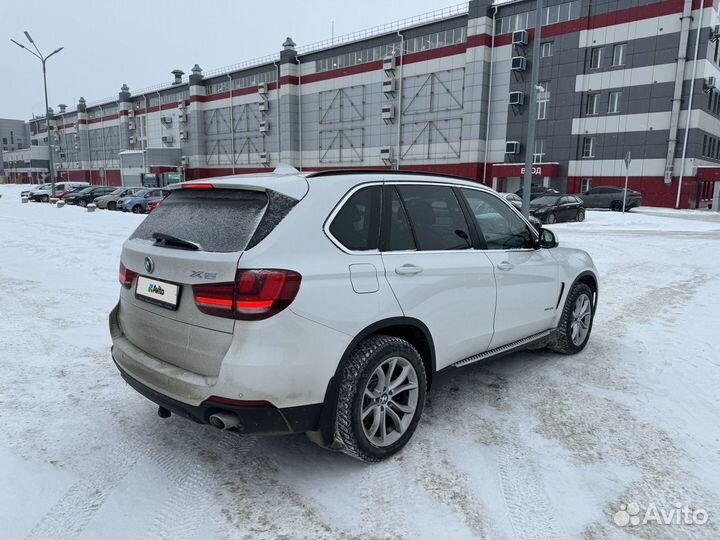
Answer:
[157,406,241,431]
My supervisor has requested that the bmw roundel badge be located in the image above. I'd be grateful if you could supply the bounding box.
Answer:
[144,256,154,274]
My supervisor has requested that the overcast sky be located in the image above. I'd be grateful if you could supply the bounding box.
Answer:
[1,0,457,120]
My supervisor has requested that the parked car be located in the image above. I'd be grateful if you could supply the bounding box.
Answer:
[577,186,642,211]
[119,188,169,213]
[499,192,523,210]
[29,181,89,202]
[95,187,144,210]
[20,183,51,199]
[58,185,89,200]
[110,169,599,462]
[515,186,561,200]
[530,195,585,224]
[63,186,117,207]
[146,199,162,213]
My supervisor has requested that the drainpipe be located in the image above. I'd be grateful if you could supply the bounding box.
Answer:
[676,2,704,208]
[295,56,303,171]
[99,103,107,185]
[273,61,281,160]
[483,6,499,186]
[226,74,236,174]
[664,0,693,185]
[395,31,405,171]
[142,95,148,170]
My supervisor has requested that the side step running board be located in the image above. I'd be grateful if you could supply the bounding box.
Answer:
[452,329,554,368]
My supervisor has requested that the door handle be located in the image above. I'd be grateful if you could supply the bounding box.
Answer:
[496,261,514,272]
[395,264,423,276]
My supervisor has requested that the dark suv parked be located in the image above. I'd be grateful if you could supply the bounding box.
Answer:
[577,187,642,211]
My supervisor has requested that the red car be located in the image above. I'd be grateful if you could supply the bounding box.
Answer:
[147,199,162,213]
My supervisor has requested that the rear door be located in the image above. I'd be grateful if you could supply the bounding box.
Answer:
[460,188,560,348]
[381,183,497,369]
[558,196,579,220]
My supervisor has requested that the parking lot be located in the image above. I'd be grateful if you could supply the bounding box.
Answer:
[1,183,719,540]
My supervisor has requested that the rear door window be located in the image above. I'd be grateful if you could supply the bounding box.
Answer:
[396,185,472,251]
[382,187,416,251]
[130,188,295,252]
[329,186,381,251]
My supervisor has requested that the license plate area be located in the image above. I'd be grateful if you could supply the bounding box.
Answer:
[135,275,181,310]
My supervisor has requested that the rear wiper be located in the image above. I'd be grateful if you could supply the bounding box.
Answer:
[152,232,200,251]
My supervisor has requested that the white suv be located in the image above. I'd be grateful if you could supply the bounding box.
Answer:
[110,168,598,462]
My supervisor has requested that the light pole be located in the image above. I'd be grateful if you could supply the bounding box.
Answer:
[10,31,63,198]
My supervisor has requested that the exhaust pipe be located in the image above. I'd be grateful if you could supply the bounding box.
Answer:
[208,412,240,430]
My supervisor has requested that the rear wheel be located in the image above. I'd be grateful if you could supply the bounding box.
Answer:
[335,335,426,462]
[576,209,585,222]
[132,204,143,214]
[548,282,594,354]
[42,194,49,203]
[610,200,622,212]
[107,201,116,211]
[78,199,87,207]
[545,212,556,224]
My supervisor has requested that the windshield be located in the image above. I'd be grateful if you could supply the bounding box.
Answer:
[109,188,126,195]
[531,196,561,206]
[129,189,150,197]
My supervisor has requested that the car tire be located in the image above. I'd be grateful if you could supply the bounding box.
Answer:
[132,204,143,214]
[576,209,585,222]
[610,201,622,212]
[548,282,594,355]
[42,195,50,203]
[107,202,116,211]
[78,199,87,207]
[335,335,427,462]
[546,212,556,224]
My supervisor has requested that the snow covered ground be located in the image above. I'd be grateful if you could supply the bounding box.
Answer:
[1,183,719,540]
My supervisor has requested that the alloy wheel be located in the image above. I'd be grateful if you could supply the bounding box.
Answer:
[361,356,419,448]
[570,293,592,346]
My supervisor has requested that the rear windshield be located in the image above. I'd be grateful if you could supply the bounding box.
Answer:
[130,188,296,252]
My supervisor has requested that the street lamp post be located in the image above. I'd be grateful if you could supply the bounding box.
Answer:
[10,32,63,198]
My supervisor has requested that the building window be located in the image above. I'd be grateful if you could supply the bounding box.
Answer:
[586,93,599,115]
[608,91,622,113]
[703,134,708,156]
[710,138,716,158]
[540,42,553,58]
[537,81,550,120]
[533,139,546,162]
[581,178,592,192]
[612,43,626,66]
[582,136,595,158]
[590,47,603,69]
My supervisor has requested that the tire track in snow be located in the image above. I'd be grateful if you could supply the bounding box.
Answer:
[142,432,258,540]
[360,456,409,539]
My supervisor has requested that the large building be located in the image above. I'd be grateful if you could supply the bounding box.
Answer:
[0,118,29,177]
[4,0,720,208]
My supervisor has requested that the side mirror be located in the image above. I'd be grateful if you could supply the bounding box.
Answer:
[539,229,559,249]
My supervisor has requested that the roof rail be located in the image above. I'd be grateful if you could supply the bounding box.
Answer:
[306,169,480,183]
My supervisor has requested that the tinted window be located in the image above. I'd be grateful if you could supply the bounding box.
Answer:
[383,187,416,251]
[329,186,381,251]
[461,189,534,250]
[559,196,570,204]
[130,188,295,253]
[397,185,472,251]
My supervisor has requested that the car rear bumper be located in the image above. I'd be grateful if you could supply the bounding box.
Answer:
[112,355,322,434]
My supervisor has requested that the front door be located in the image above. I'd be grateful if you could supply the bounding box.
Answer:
[460,188,561,348]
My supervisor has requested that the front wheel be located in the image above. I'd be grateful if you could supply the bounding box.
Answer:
[548,282,594,354]
[576,209,585,222]
[107,201,116,211]
[78,199,87,207]
[42,195,50,203]
[335,335,427,462]
[132,204,143,214]
[545,212,556,224]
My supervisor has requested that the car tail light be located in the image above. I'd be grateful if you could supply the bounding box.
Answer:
[193,269,301,321]
[119,262,138,289]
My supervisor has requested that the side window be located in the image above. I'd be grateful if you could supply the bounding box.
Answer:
[396,185,472,251]
[329,186,381,251]
[461,189,534,250]
[559,196,570,204]
[383,187,416,251]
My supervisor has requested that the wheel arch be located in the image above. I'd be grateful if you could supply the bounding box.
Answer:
[314,317,436,446]
[571,270,599,315]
